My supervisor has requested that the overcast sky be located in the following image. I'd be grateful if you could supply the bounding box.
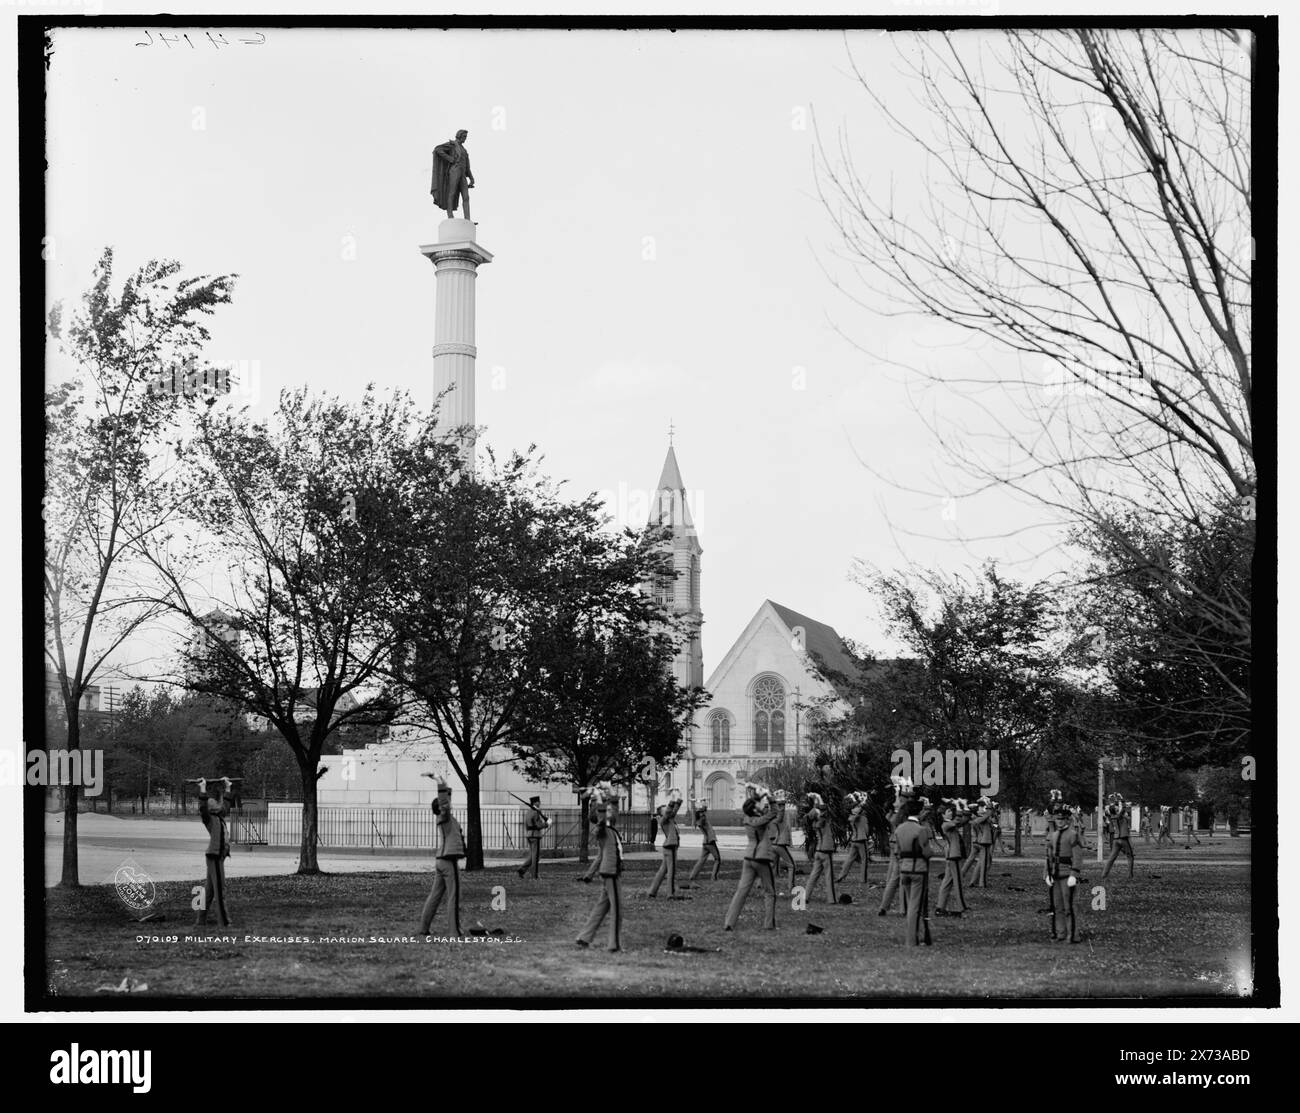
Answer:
[46,25,1106,673]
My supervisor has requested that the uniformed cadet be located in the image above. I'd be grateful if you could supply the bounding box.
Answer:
[772,790,800,893]
[895,800,934,946]
[419,779,465,937]
[576,785,624,952]
[962,799,995,888]
[836,791,872,885]
[1101,794,1135,879]
[1139,806,1152,843]
[1045,798,1084,943]
[1182,803,1202,847]
[803,793,838,903]
[687,796,722,882]
[195,777,232,927]
[517,796,551,879]
[935,802,971,916]
[1157,805,1175,846]
[723,784,779,932]
[876,799,903,916]
[646,788,684,898]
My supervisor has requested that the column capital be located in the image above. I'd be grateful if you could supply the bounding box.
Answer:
[419,235,493,267]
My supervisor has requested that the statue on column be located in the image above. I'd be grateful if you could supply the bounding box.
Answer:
[431,129,475,220]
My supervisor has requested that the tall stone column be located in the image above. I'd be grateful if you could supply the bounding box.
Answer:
[420,218,493,464]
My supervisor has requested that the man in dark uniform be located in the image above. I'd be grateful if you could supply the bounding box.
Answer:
[687,795,722,882]
[1101,793,1136,879]
[772,790,800,893]
[646,788,683,898]
[936,801,972,916]
[723,784,779,931]
[431,129,475,220]
[1045,798,1084,943]
[195,777,232,927]
[419,779,465,937]
[577,785,624,952]
[896,800,934,946]
[836,791,872,885]
[803,793,838,903]
[517,796,550,879]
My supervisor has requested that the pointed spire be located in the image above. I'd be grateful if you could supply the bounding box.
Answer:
[653,444,696,534]
[657,445,685,495]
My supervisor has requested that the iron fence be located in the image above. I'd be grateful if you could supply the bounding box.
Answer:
[232,803,658,854]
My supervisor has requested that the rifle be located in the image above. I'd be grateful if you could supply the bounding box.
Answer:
[507,791,542,812]
[920,863,932,946]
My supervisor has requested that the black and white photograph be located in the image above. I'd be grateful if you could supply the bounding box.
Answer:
[14,3,1284,1045]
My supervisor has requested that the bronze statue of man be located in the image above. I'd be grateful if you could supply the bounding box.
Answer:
[431,129,475,220]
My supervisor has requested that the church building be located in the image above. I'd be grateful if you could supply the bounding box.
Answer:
[648,444,866,810]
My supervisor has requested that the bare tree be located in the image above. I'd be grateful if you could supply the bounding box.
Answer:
[820,28,1254,727]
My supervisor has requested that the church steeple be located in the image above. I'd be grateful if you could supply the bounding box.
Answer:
[651,443,704,690]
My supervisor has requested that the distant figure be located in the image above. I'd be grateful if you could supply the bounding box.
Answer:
[723,784,779,932]
[431,129,475,219]
[1182,804,1202,847]
[836,792,871,885]
[803,793,837,903]
[195,777,232,928]
[419,779,465,937]
[517,796,550,880]
[688,795,722,882]
[646,789,683,898]
[1101,794,1135,880]
[576,786,624,952]
[771,790,800,893]
[1157,805,1175,846]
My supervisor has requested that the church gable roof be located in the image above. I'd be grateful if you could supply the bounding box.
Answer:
[764,600,915,704]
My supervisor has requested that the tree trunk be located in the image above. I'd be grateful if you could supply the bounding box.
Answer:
[297,757,321,874]
[1013,807,1022,857]
[60,711,81,887]
[464,770,484,871]
[578,790,590,863]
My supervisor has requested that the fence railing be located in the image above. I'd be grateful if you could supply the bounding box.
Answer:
[233,803,659,854]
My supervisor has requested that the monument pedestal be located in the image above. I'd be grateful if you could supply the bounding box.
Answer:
[420,218,493,463]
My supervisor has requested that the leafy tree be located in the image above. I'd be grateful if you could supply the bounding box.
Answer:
[145,388,433,873]
[1195,764,1252,834]
[510,610,707,862]
[860,563,1093,854]
[44,248,235,884]
[1070,497,1252,765]
[389,449,692,870]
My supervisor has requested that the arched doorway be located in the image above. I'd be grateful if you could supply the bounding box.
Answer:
[705,771,735,811]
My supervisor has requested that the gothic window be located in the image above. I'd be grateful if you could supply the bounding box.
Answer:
[689,555,700,609]
[752,675,786,754]
[709,711,731,753]
[652,569,674,609]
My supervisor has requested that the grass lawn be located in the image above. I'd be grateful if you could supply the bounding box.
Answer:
[42,854,1254,1002]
